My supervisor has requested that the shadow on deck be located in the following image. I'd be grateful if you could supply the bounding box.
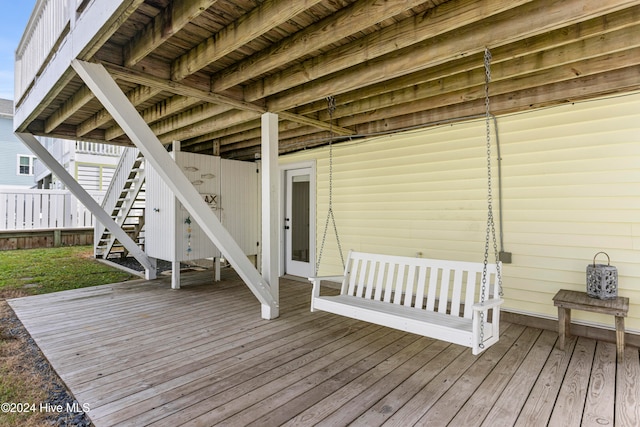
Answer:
[8,269,640,426]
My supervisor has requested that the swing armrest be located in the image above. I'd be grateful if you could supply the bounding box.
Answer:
[472,298,504,312]
[308,276,345,298]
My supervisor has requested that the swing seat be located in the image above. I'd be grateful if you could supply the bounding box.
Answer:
[310,251,503,355]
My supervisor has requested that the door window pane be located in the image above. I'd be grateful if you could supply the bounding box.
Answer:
[291,175,310,262]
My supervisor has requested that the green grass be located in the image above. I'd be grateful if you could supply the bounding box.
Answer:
[0,246,136,295]
[0,245,136,426]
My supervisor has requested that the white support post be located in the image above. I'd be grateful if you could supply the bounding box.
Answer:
[71,60,277,318]
[261,112,280,319]
[172,260,181,289]
[146,257,157,280]
[214,257,221,282]
[16,132,157,279]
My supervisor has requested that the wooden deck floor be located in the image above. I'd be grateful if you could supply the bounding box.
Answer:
[8,269,640,427]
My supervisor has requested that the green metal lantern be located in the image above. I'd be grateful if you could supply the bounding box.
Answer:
[586,252,618,299]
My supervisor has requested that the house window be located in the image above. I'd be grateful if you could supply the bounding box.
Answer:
[18,155,35,176]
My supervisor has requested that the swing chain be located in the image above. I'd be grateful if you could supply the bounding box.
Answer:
[316,96,345,274]
[480,47,495,349]
[483,49,504,299]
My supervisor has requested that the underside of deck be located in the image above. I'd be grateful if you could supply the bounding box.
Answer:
[8,269,640,427]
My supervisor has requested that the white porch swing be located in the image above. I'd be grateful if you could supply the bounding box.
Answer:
[309,48,504,355]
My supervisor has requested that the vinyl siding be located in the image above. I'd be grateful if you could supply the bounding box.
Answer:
[280,91,640,332]
[0,117,36,187]
[75,163,116,191]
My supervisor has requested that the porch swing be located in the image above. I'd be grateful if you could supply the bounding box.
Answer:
[309,48,504,355]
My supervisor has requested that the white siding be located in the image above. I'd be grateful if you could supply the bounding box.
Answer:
[76,164,100,191]
[145,156,177,261]
[146,152,221,262]
[146,153,259,262]
[221,159,259,256]
[281,92,640,332]
[174,152,221,261]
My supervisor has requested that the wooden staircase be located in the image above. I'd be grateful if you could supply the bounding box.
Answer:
[95,148,146,259]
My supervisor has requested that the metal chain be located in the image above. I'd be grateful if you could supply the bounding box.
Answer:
[316,96,345,274]
[483,49,504,299]
[479,48,495,349]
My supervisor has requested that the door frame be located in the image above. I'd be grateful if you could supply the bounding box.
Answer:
[280,160,316,277]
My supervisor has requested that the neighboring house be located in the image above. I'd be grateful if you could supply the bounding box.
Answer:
[34,137,123,192]
[0,98,36,189]
[0,98,121,192]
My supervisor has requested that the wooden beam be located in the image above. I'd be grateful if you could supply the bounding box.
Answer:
[353,66,640,136]
[105,95,202,140]
[77,85,162,137]
[104,63,355,136]
[211,0,427,92]
[296,6,640,120]
[77,0,145,60]
[158,110,261,144]
[107,63,265,112]
[124,0,219,67]
[247,0,533,103]
[151,103,233,138]
[333,29,640,124]
[44,86,94,133]
[259,0,639,111]
[72,59,278,318]
[16,132,156,278]
[224,66,640,157]
[183,119,262,147]
[171,0,324,82]
[220,124,316,154]
[343,49,640,127]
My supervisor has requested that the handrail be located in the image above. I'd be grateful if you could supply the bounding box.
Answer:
[94,147,140,242]
[14,0,70,103]
[75,141,123,156]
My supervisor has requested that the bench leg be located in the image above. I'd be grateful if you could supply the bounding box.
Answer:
[615,316,625,359]
[558,307,571,350]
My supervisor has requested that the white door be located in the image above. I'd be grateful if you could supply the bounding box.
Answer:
[285,167,314,277]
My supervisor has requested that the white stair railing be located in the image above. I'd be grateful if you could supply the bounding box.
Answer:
[94,147,141,255]
[102,166,146,256]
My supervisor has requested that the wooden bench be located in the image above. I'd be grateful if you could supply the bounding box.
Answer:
[310,251,503,355]
[553,289,629,358]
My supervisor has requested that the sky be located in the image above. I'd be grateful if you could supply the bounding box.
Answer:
[0,1,38,100]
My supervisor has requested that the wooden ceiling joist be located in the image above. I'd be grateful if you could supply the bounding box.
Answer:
[124,0,219,67]
[210,0,428,92]
[44,86,94,133]
[170,0,326,82]
[104,62,355,136]
[264,0,638,112]
[327,28,640,124]
[76,85,162,136]
[295,5,640,121]
[247,0,534,103]
[19,0,640,159]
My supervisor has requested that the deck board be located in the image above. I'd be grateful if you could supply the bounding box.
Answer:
[583,341,616,426]
[548,337,596,427]
[616,345,640,426]
[8,269,640,427]
[449,327,543,426]
[481,329,558,426]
